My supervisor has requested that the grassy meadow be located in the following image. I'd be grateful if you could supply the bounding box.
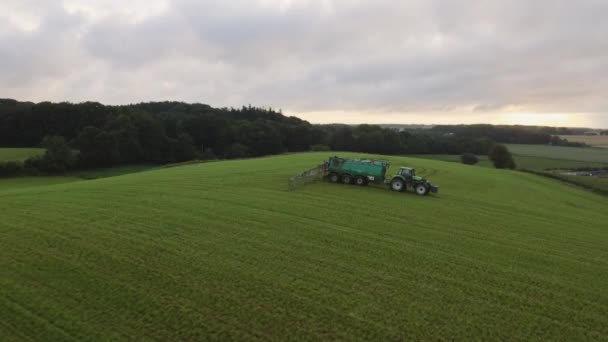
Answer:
[1,152,607,340]
[0,147,44,161]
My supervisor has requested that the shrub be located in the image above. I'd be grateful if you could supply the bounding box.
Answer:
[311,144,331,151]
[0,161,23,177]
[489,144,516,169]
[39,136,76,173]
[460,153,479,165]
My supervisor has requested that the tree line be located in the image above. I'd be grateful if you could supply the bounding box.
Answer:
[0,99,570,175]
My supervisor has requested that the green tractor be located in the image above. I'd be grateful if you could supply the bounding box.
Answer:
[388,167,437,196]
[324,156,438,195]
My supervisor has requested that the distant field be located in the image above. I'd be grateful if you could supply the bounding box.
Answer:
[0,147,44,161]
[412,154,492,168]
[1,152,607,340]
[413,145,608,194]
[413,153,608,170]
[559,135,608,148]
[556,173,608,193]
[505,144,608,163]
[512,155,608,170]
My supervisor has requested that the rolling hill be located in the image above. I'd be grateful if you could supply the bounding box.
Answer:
[1,152,607,340]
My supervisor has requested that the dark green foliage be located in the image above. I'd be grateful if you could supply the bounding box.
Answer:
[310,144,331,151]
[0,99,538,172]
[489,144,516,169]
[224,143,250,159]
[19,136,76,174]
[39,136,75,172]
[0,161,23,177]
[460,153,479,165]
[73,127,120,167]
[172,133,198,162]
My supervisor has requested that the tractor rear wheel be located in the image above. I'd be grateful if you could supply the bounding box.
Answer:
[391,178,404,192]
[415,184,429,196]
[342,174,353,184]
[355,176,367,186]
[329,173,339,183]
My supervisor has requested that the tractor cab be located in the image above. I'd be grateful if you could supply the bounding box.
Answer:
[397,167,415,178]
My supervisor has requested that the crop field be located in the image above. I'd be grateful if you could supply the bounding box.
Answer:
[1,152,607,340]
[505,144,608,164]
[0,147,44,161]
[559,135,608,148]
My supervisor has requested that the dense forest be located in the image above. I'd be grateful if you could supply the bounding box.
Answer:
[0,99,585,174]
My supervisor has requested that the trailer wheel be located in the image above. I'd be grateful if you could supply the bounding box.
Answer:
[342,174,353,184]
[355,176,366,186]
[415,184,429,196]
[390,178,404,192]
[329,173,339,183]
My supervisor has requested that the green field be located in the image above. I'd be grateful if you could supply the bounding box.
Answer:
[0,148,44,161]
[414,145,608,194]
[555,173,608,193]
[1,153,607,340]
[413,153,608,170]
[559,135,608,148]
[505,144,608,164]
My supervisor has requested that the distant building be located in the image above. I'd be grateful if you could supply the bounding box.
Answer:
[583,131,600,136]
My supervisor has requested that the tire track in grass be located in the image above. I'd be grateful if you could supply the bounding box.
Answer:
[2,153,608,339]
[5,187,608,316]
[3,192,604,336]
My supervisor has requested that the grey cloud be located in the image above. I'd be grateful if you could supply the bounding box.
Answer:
[1,0,607,125]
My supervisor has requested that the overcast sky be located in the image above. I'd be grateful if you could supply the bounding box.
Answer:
[1,0,607,127]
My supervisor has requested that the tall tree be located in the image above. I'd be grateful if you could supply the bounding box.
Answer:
[488,144,516,169]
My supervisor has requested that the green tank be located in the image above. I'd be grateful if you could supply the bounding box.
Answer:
[325,156,389,185]
[324,156,438,195]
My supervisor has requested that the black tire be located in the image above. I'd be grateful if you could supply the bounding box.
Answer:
[329,173,339,183]
[415,184,429,196]
[342,174,353,184]
[391,178,404,192]
[355,176,366,186]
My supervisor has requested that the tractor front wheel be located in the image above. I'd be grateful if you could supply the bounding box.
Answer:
[415,184,429,196]
[391,178,404,192]
[329,173,339,183]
